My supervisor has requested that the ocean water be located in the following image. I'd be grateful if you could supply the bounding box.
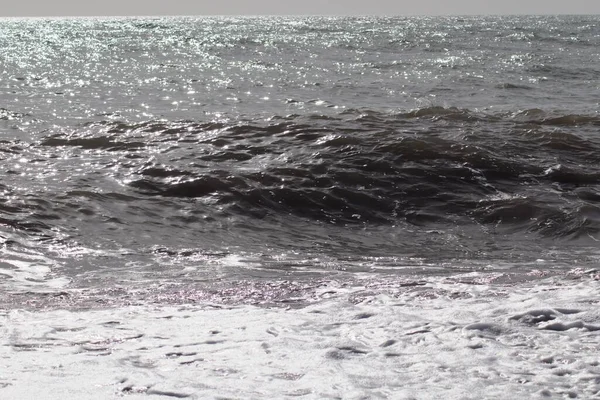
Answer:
[1,15,600,398]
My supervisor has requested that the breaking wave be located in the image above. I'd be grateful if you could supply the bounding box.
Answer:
[27,107,600,240]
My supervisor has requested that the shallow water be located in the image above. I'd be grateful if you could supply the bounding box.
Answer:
[1,15,600,399]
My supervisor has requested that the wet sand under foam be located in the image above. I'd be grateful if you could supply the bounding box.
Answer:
[2,272,600,399]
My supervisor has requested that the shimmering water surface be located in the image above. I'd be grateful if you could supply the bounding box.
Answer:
[3,15,600,400]
[1,15,600,299]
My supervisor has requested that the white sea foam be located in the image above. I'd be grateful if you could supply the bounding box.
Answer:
[1,274,600,399]
[0,248,70,291]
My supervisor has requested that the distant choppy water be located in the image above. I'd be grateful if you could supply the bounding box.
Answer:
[1,16,600,303]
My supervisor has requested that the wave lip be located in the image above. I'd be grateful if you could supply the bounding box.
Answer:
[41,135,146,151]
[512,109,600,126]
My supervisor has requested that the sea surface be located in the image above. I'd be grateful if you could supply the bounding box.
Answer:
[1,16,600,399]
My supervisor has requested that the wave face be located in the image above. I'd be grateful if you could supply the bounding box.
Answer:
[42,109,599,235]
[1,16,600,292]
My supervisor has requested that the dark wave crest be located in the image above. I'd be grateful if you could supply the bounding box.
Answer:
[31,107,600,239]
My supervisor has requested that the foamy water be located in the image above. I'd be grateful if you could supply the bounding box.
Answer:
[2,272,600,399]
